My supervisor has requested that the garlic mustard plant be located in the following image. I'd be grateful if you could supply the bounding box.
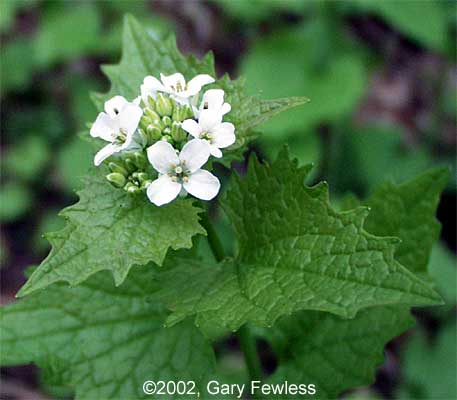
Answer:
[2,15,449,400]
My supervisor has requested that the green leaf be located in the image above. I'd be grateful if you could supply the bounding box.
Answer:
[258,167,450,399]
[156,149,441,335]
[359,168,449,275]
[265,307,414,399]
[428,242,456,304]
[17,172,205,297]
[1,267,215,399]
[93,15,307,157]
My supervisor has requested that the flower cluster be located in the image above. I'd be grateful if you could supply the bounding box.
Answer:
[90,73,235,206]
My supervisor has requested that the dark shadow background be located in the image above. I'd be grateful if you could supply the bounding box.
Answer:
[1,1,456,399]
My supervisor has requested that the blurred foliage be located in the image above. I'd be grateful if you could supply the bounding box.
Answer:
[397,321,457,399]
[3,136,50,181]
[326,123,434,194]
[0,182,32,222]
[351,0,452,54]
[0,0,456,399]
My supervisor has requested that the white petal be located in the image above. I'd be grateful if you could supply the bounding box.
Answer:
[209,145,223,158]
[170,94,191,106]
[119,103,143,134]
[181,119,202,138]
[201,89,224,110]
[160,72,186,91]
[147,140,179,174]
[141,75,166,99]
[186,74,215,96]
[213,122,236,149]
[90,112,115,141]
[105,96,128,118]
[220,102,231,115]
[94,143,121,166]
[179,139,210,172]
[199,109,222,131]
[146,175,182,206]
[143,75,166,91]
[184,169,220,201]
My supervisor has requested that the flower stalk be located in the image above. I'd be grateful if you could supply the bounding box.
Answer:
[200,212,264,384]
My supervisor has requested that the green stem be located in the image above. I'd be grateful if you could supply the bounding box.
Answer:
[200,212,225,263]
[237,324,263,382]
[201,212,263,382]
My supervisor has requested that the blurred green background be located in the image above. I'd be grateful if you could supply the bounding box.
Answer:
[1,1,456,399]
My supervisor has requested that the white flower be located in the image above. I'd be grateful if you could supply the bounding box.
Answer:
[140,73,214,105]
[146,139,220,206]
[90,96,143,166]
[195,89,231,118]
[181,109,235,158]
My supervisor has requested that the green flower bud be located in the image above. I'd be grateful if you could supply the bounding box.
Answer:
[108,161,128,176]
[144,107,161,122]
[124,182,141,194]
[140,180,153,190]
[139,116,153,130]
[137,172,149,183]
[171,122,187,143]
[147,125,162,141]
[124,158,137,173]
[162,135,173,143]
[106,172,126,188]
[133,151,147,168]
[162,115,172,127]
[138,128,149,147]
[172,104,193,122]
[147,95,157,110]
[163,127,171,136]
[156,93,173,116]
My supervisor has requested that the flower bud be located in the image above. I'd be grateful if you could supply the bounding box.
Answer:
[137,172,149,183]
[124,182,141,194]
[144,107,161,122]
[161,135,173,143]
[106,172,126,188]
[137,128,149,147]
[108,162,128,177]
[162,116,172,127]
[147,125,162,141]
[140,179,153,190]
[156,93,173,116]
[133,151,147,168]
[171,122,187,143]
[139,120,150,133]
[124,158,137,173]
[172,104,193,122]
[147,95,157,110]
